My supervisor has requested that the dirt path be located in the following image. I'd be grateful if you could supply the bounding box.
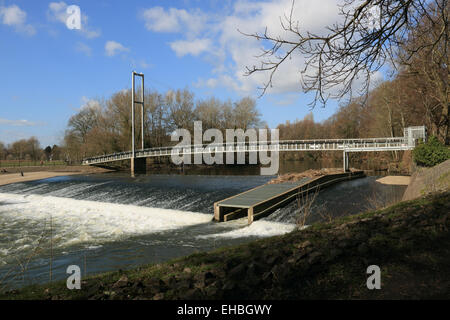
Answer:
[0,166,115,186]
[0,171,84,186]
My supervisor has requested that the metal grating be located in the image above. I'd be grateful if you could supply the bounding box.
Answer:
[218,177,311,208]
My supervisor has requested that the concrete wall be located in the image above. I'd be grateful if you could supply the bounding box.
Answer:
[402,159,450,201]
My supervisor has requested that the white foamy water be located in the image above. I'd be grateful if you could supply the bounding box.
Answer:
[198,220,296,239]
[0,192,212,250]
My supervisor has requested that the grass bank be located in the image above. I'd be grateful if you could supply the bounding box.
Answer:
[1,191,449,300]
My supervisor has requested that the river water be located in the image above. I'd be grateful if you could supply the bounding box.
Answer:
[0,163,407,289]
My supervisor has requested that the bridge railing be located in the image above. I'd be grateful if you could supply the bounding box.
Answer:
[81,137,412,165]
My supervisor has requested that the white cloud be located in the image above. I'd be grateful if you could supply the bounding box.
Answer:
[80,96,101,111]
[170,38,211,57]
[0,118,43,127]
[139,60,151,69]
[141,0,341,96]
[130,59,152,70]
[105,41,130,57]
[0,5,36,35]
[75,42,92,56]
[47,2,101,39]
[141,6,206,34]
[48,2,67,23]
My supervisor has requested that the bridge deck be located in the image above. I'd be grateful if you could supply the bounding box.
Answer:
[82,138,413,166]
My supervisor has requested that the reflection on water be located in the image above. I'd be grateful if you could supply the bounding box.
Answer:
[0,162,407,289]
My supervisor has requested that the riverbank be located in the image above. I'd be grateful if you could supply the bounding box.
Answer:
[375,176,411,185]
[2,189,448,300]
[0,166,114,186]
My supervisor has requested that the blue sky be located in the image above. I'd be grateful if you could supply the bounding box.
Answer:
[0,0,362,147]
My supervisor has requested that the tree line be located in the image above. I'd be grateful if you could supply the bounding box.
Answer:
[0,138,62,162]
[63,89,263,163]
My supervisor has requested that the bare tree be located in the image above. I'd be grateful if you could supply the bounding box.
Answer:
[68,103,101,144]
[242,0,448,108]
[399,3,449,143]
[145,91,169,147]
[195,97,223,130]
[166,89,196,133]
[233,97,262,130]
[0,141,5,160]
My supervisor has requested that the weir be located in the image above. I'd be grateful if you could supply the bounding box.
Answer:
[214,171,365,224]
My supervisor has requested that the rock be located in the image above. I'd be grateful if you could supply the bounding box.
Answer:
[113,275,129,288]
[229,263,246,279]
[174,279,191,291]
[262,271,273,282]
[307,251,322,264]
[295,240,312,249]
[146,278,167,292]
[89,293,106,300]
[222,280,236,291]
[183,267,192,274]
[131,281,145,294]
[204,285,218,297]
[167,275,177,287]
[225,258,240,270]
[152,293,164,300]
[329,248,343,260]
[357,243,369,254]
[271,263,290,281]
[266,253,280,265]
[203,271,216,285]
[293,251,308,261]
[337,240,350,248]
[103,290,116,298]
[182,288,203,300]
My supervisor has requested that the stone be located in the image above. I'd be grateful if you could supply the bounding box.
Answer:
[203,271,215,285]
[329,248,343,259]
[262,271,273,282]
[146,278,166,291]
[229,263,246,279]
[222,280,236,291]
[357,243,369,254]
[131,281,145,294]
[295,240,312,249]
[153,293,164,300]
[307,251,322,264]
[204,285,218,297]
[182,288,203,300]
[112,275,129,288]
[266,254,280,265]
[174,279,192,291]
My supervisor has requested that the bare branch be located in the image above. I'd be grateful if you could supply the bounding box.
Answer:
[241,0,447,108]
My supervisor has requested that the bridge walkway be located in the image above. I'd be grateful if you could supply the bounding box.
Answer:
[214,171,365,224]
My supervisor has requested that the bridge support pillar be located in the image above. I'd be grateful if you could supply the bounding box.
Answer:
[343,151,349,172]
[131,157,146,175]
[248,207,254,225]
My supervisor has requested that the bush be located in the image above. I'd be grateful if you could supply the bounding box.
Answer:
[413,136,450,167]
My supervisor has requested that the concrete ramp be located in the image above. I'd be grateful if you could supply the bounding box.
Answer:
[214,171,365,224]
